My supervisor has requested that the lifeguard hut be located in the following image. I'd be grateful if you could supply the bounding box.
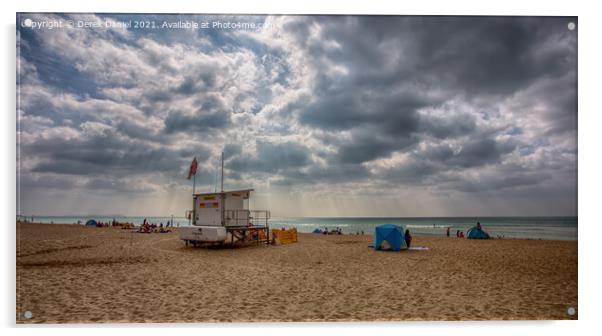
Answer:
[179,188,271,247]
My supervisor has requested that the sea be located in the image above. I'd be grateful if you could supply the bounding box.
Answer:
[19,215,577,241]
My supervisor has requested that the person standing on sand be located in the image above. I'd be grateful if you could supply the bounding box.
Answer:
[475,222,489,239]
[405,229,412,249]
[446,227,450,237]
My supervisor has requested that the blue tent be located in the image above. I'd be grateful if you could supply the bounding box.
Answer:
[85,219,97,226]
[374,224,407,251]
[312,228,322,234]
[467,226,490,239]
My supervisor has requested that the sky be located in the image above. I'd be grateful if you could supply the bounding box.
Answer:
[16,14,577,217]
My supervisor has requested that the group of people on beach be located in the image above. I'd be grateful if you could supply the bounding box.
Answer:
[323,227,343,235]
[446,227,465,238]
[85,219,136,229]
[445,222,490,238]
[313,227,345,235]
[137,219,172,233]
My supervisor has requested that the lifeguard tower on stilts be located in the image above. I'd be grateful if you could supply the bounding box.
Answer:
[179,153,271,247]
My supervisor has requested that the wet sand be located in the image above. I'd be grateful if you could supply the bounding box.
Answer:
[16,222,577,323]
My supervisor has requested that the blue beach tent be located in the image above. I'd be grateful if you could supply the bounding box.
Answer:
[467,226,490,239]
[374,224,407,251]
[85,219,97,226]
[312,228,322,234]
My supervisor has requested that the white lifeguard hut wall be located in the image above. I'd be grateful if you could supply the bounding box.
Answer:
[193,189,252,227]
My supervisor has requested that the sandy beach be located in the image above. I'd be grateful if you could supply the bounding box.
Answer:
[16,222,577,323]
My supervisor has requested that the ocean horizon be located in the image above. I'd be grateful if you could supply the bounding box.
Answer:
[18,215,578,241]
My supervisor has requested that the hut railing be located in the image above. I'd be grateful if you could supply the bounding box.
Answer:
[224,209,270,227]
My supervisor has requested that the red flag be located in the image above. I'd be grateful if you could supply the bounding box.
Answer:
[187,157,198,179]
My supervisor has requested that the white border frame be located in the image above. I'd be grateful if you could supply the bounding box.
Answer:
[4,1,600,335]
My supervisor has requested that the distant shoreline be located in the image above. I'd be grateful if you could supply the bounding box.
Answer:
[16,221,577,242]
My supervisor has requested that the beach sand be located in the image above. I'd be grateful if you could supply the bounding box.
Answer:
[16,222,577,323]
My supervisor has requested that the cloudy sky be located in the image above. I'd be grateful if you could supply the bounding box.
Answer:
[16,14,577,217]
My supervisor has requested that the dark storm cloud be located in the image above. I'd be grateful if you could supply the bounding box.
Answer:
[226,141,312,174]
[335,129,418,164]
[223,143,243,156]
[84,176,157,193]
[380,158,440,185]
[164,110,231,134]
[26,128,211,178]
[418,113,477,139]
[422,138,518,168]
[293,15,575,140]
[299,84,432,132]
[273,163,371,186]
[170,60,222,97]
[113,119,160,141]
[164,95,232,133]
[376,136,520,188]
[307,16,575,97]
[531,75,578,137]
[18,173,79,189]
[408,18,574,96]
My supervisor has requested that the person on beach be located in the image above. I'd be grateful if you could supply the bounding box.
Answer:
[405,229,412,249]
[446,227,450,237]
[473,222,490,239]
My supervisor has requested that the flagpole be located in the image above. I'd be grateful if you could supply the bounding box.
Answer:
[220,151,224,192]
[192,173,196,225]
